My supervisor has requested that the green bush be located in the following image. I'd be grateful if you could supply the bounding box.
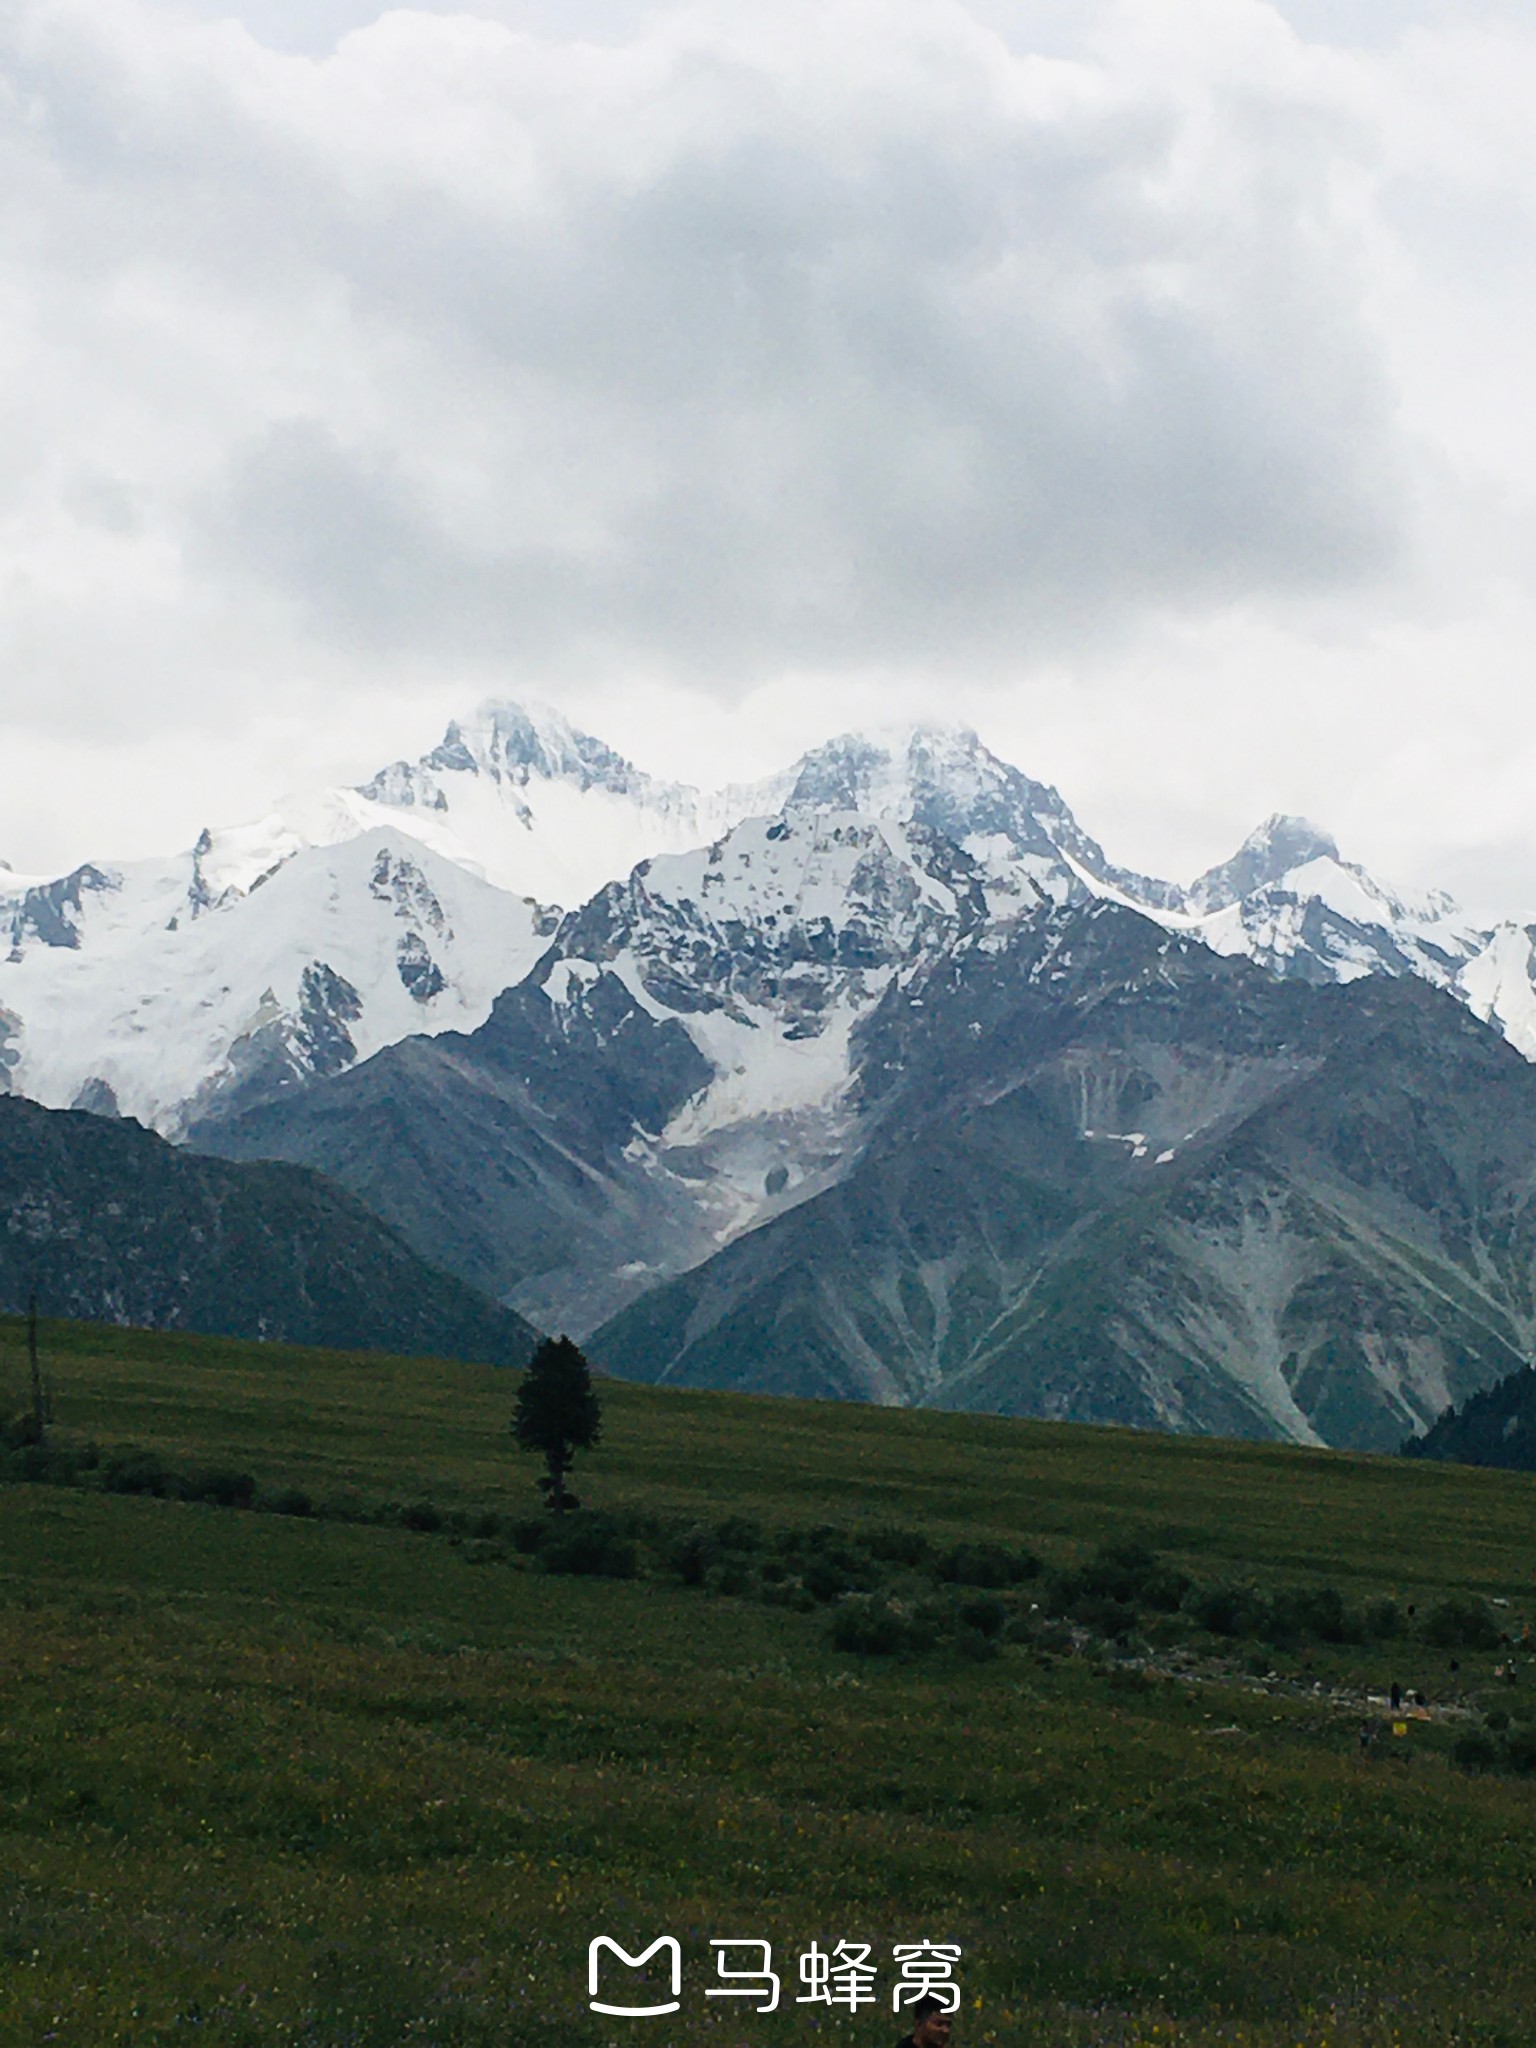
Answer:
[1079,1541,1159,1603]
[801,1557,852,1603]
[667,1524,719,1586]
[1503,1726,1536,1774]
[1453,1729,1499,1774]
[956,1593,1007,1639]
[1186,1582,1267,1638]
[1364,1597,1402,1640]
[830,1596,916,1657]
[3,1442,59,1484]
[713,1515,763,1553]
[102,1448,171,1498]
[764,1581,817,1613]
[1140,1563,1194,1612]
[267,1487,314,1518]
[1422,1598,1503,1651]
[0,1412,43,1451]
[539,1513,638,1580]
[865,1524,931,1566]
[1071,1593,1138,1640]
[182,1468,257,1510]
[938,1540,1033,1588]
[704,1559,758,1598]
[1268,1586,1362,1646]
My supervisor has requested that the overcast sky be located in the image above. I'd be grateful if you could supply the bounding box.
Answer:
[3,0,1535,914]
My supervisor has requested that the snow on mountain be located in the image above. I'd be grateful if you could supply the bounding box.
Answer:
[763,739,1529,1061]
[0,699,746,1135]
[1182,814,1344,914]
[530,809,991,1249]
[1454,923,1536,1061]
[771,723,1182,918]
[1174,817,1486,990]
[0,831,552,1135]
[340,699,751,905]
[167,699,750,920]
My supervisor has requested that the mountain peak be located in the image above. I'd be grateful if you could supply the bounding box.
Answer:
[1188,813,1343,913]
[782,722,988,804]
[390,698,650,801]
[1244,813,1341,864]
[776,721,1106,875]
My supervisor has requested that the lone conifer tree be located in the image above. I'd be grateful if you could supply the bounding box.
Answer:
[512,1335,602,1513]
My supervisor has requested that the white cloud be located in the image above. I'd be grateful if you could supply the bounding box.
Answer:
[0,0,1534,916]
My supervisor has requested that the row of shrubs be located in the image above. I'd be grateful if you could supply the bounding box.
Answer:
[4,1417,1515,1664]
[520,1516,1517,1667]
[1032,1540,1506,1652]
[502,1508,1040,1605]
[0,1421,516,1534]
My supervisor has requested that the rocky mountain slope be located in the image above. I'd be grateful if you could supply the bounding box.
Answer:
[590,906,1536,1450]
[0,1094,538,1365]
[200,875,1536,1449]
[196,807,994,1331]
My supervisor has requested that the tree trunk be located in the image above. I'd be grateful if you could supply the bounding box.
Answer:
[546,1447,572,1514]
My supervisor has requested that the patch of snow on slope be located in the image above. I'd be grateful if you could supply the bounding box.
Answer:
[1456,924,1536,1060]
[665,989,879,1143]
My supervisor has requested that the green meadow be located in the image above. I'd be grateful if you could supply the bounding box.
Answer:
[3,1313,1536,2047]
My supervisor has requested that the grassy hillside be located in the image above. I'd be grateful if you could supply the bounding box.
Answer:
[3,1315,1536,2046]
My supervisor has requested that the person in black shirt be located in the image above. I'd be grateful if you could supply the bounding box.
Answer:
[895,1993,953,2048]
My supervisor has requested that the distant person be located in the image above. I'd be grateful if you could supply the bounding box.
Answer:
[1390,1682,1401,1711]
[896,1995,954,2048]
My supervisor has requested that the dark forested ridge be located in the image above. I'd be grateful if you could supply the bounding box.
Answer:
[0,1094,538,1366]
[1406,1365,1536,1471]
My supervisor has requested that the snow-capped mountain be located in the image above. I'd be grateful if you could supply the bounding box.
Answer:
[34,691,1533,1453]
[1174,814,1485,988]
[8,693,1536,1163]
[0,700,749,1135]
[329,699,760,905]
[0,830,554,1135]
[770,725,1180,918]
[531,809,993,1263]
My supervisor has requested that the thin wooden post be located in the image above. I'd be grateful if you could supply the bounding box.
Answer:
[27,1291,45,1441]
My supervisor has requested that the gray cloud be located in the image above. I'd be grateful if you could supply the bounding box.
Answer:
[149,1,1409,679]
[2,0,1536,910]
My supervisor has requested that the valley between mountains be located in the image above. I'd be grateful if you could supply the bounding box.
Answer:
[8,701,1536,1451]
